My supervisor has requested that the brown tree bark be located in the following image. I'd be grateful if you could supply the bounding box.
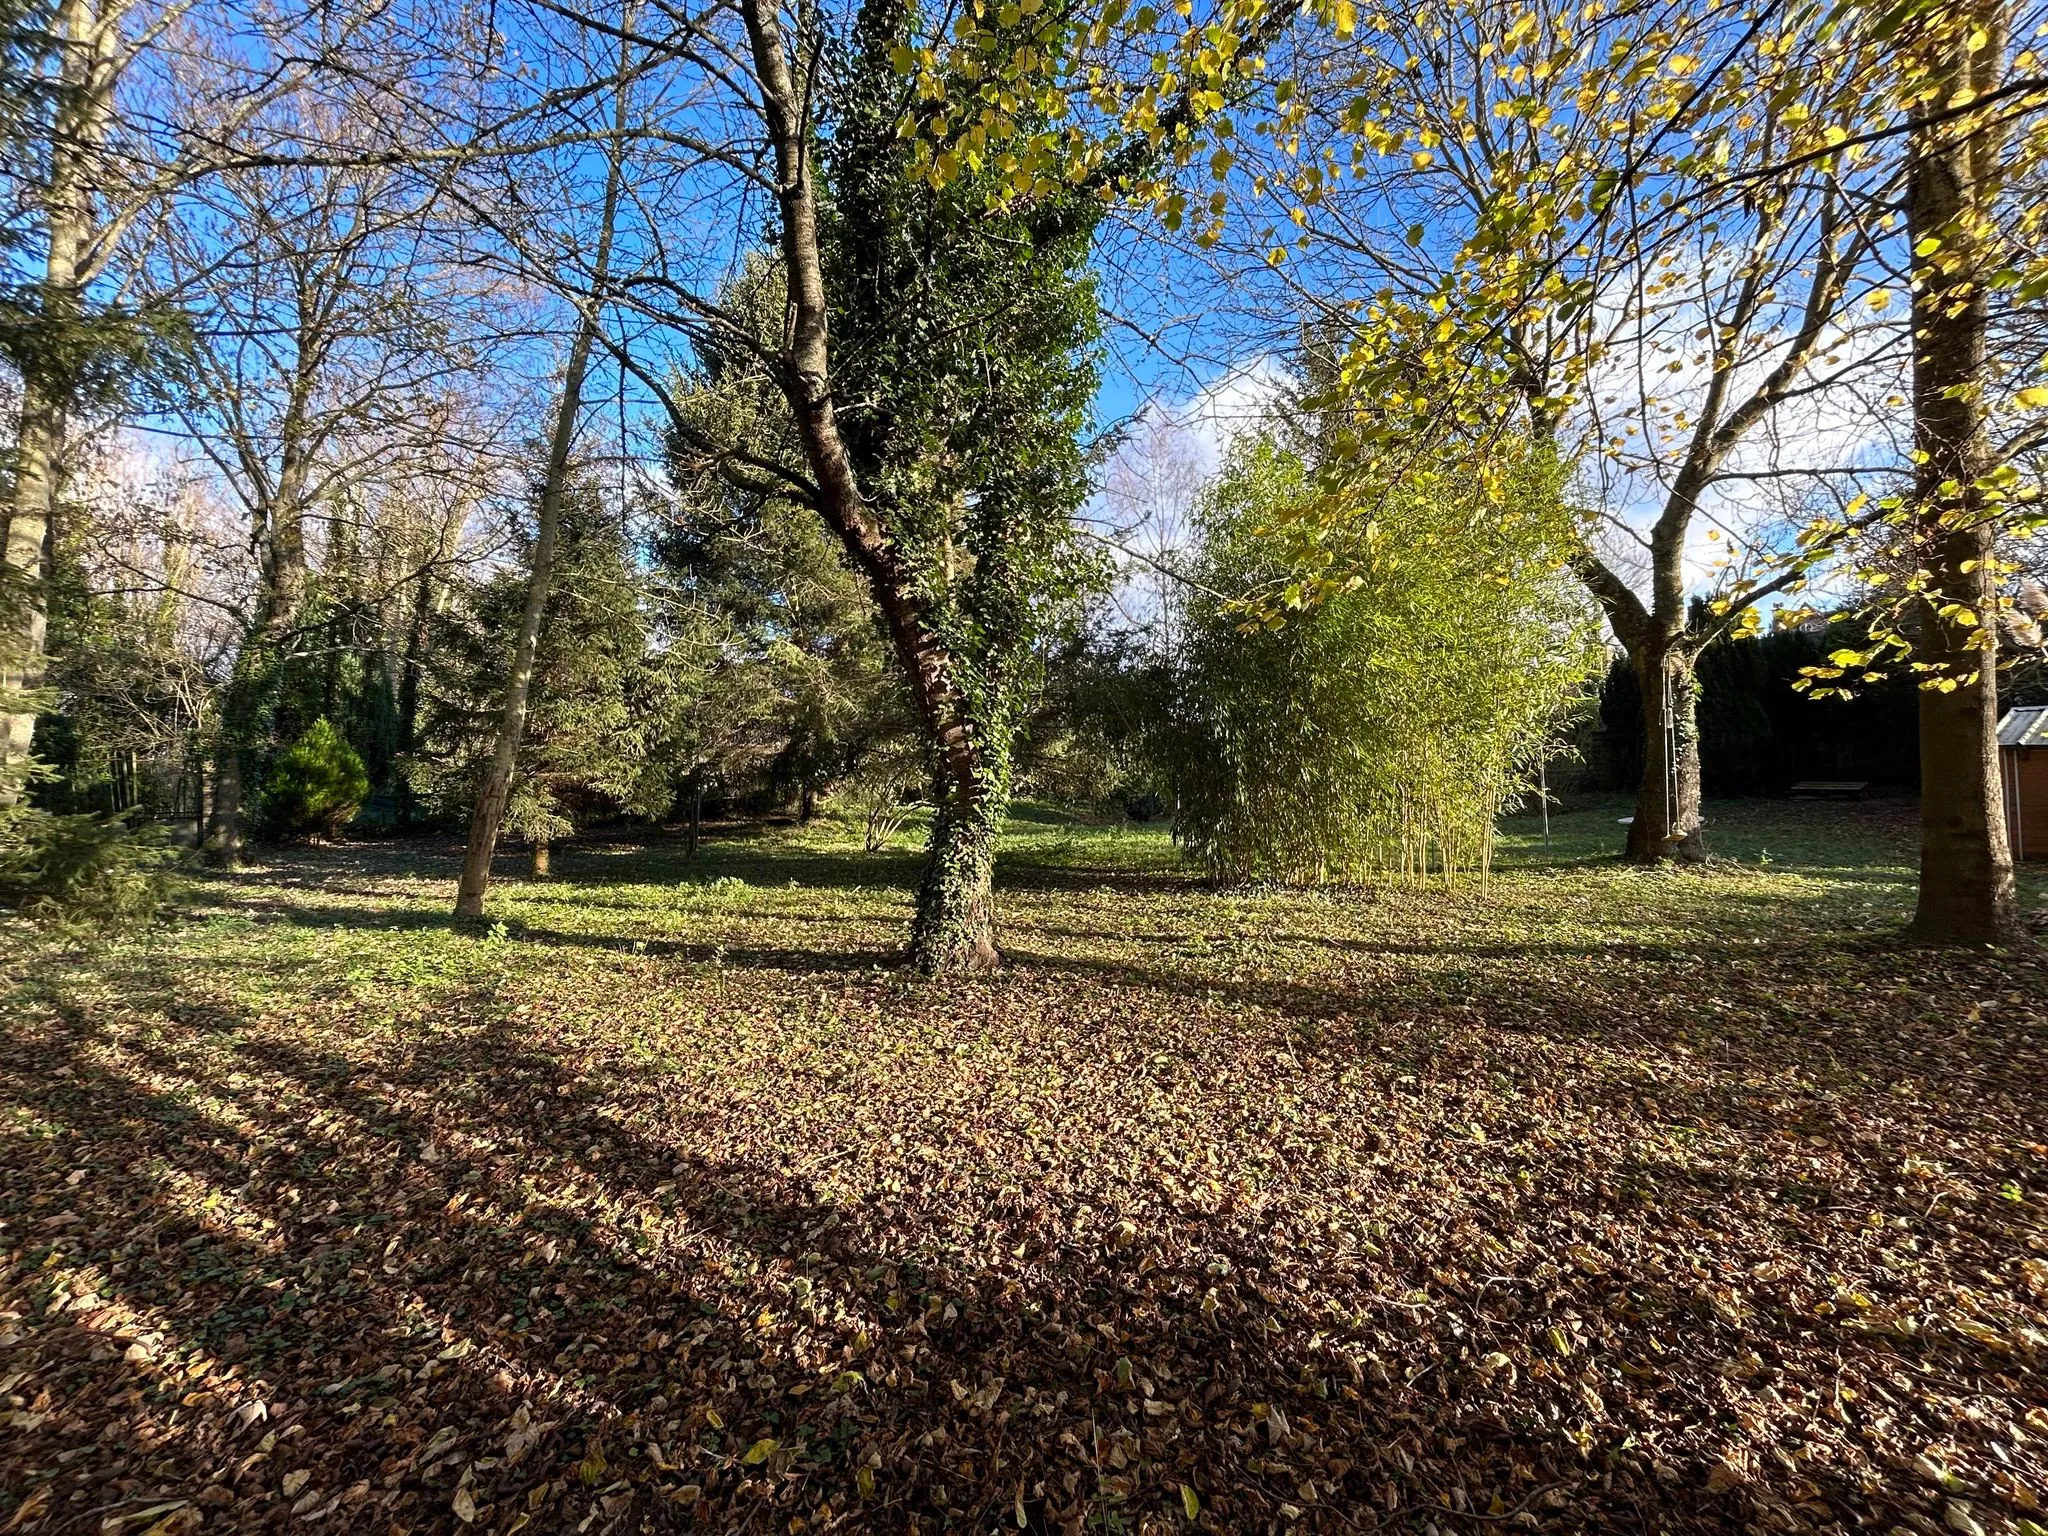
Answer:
[393,563,436,830]
[452,318,603,917]
[1573,557,1708,860]
[1565,188,1851,861]
[205,430,312,866]
[1626,639,1709,863]
[738,0,1000,970]
[1903,0,2021,944]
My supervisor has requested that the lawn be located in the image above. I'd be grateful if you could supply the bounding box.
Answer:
[3,800,2046,1536]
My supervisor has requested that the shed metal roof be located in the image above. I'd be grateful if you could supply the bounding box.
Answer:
[2000,705,2048,749]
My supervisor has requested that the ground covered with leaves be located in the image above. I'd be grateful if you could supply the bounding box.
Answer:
[4,800,2047,1536]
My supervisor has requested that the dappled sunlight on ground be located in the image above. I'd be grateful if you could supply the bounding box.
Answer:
[3,805,2045,1534]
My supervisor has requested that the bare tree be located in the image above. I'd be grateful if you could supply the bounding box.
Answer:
[0,0,377,795]
[1219,0,1892,859]
[453,63,629,919]
[154,117,512,861]
[1573,182,1868,860]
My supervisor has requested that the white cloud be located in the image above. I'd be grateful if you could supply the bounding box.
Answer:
[1572,256,1909,613]
[1083,359,1291,636]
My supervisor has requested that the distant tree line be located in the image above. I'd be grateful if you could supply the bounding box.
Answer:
[3,0,2043,951]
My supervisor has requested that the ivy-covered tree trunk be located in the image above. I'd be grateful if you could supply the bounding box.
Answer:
[1626,641,1708,862]
[735,0,1100,972]
[909,759,1004,972]
[1902,0,2019,944]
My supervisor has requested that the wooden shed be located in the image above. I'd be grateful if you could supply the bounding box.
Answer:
[2001,705,2048,861]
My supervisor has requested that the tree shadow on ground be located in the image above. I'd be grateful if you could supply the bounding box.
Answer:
[9,836,2045,1534]
[8,947,2045,1536]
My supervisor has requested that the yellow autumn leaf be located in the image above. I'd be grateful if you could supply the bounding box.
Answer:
[741,1437,778,1465]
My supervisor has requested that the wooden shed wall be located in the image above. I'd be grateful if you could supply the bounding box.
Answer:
[2006,747,2048,860]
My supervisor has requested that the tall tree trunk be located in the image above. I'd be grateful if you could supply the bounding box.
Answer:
[1,0,111,799]
[1573,556,1708,864]
[393,562,436,830]
[741,0,1006,972]
[451,326,599,918]
[1562,171,1853,863]
[529,837,550,879]
[1626,640,1708,862]
[453,116,625,919]
[206,458,310,865]
[1904,0,2020,943]
[395,504,463,831]
[205,718,246,860]
[0,374,58,796]
[205,625,276,865]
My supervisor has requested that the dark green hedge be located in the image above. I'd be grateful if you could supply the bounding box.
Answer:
[1594,619,1922,795]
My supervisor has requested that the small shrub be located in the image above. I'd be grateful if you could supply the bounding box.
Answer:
[0,806,183,931]
[833,748,925,853]
[261,718,369,838]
